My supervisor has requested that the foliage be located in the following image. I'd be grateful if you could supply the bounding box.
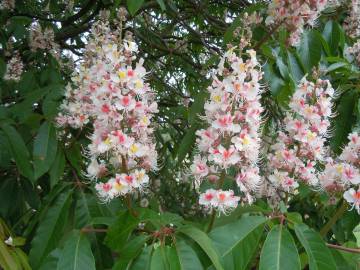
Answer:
[0,0,360,270]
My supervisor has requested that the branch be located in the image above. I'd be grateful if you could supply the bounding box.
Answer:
[320,200,348,237]
[62,0,97,27]
[326,243,360,254]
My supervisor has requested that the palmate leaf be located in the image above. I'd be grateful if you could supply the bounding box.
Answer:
[294,223,336,270]
[209,216,266,270]
[29,189,72,269]
[259,225,300,270]
[56,230,96,270]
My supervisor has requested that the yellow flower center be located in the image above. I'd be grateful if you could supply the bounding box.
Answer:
[114,182,123,191]
[239,63,246,72]
[130,144,139,154]
[336,164,343,174]
[118,71,126,79]
[135,80,143,89]
[213,95,221,103]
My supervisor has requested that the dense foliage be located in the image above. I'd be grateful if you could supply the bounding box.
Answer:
[0,0,360,269]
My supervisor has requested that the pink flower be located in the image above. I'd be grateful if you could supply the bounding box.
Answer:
[344,188,360,213]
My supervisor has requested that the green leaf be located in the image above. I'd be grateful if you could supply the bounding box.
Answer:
[322,20,340,56]
[150,246,168,270]
[75,191,113,269]
[188,90,208,125]
[156,0,166,10]
[0,58,6,78]
[174,240,203,270]
[38,249,61,270]
[297,30,322,72]
[65,143,83,174]
[56,230,96,270]
[331,90,359,153]
[353,223,360,247]
[209,216,266,270]
[42,84,64,119]
[127,0,145,15]
[29,190,72,269]
[325,62,349,73]
[33,121,58,180]
[330,250,355,270]
[294,223,336,270]
[263,63,285,97]
[105,211,139,251]
[259,225,300,270]
[178,225,223,270]
[113,235,149,270]
[0,239,19,270]
[49,148,65,189]
[130,245,152,270]
[176,124,198,164]
[0,123,33,180]
[286,51,305,82]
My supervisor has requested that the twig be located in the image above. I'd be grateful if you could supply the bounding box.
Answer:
[81,227,107,233]
[326,243,360,254]
[320,200,348,237]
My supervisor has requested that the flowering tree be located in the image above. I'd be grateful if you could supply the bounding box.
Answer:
[1,0,360,269]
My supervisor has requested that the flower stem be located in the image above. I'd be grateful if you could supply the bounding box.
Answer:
[206,170,226,233]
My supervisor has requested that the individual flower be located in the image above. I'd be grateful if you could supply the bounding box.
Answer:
[199,189,240,214]
[344,188,360,213]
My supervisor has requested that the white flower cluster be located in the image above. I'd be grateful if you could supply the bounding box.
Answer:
[4,53,23,82]
[0,0,15,10]
[267,77,335,194]
[343,0,360,38]
[191,48,263,213]
[319,133,360,212]
[57,20,158,201]
[29,23,60,60]
[266,0,328,45]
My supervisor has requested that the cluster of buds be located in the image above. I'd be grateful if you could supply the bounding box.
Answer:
[191,48,263,214]
[29,23,60,59]
[233,12,262,50]
[3,52,23,82]
[265,0,328,45]
[267,77,335,195]
[343,0,360,39]
[57,19,158,201]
